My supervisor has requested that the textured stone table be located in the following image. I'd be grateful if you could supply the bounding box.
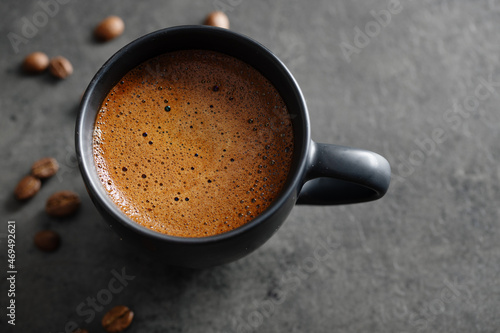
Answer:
[1,0,500,332]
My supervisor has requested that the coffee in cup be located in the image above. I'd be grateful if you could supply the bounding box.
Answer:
[93,50,294,237]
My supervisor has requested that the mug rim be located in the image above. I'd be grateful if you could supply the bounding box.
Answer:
[76,25,311,244]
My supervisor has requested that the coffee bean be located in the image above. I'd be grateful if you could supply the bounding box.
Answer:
[49,56,73,79]
[14,175,41,200]
[46,190,81,217]
[31,157,59,179]
[95,16,125,41]
[23,52,49,74]
[102,305,134,333]
[204,11,230,29]
[34,230,61,252]
[72,329,89,333]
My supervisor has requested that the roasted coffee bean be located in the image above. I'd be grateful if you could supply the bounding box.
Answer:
[23,52,49,74]
[95,16,125,41]
[72,329,89,333]
[14,175,41,200]
[46,190,81,217]
[102,305,134,332]
[49,56,73,79]
[31,157,59,179]
[204,11,230,29]
[34,230,61,252]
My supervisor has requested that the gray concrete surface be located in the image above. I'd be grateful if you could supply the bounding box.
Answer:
[1,0,500,332]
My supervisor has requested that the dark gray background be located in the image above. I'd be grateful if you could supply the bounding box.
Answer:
[1,0,500,332]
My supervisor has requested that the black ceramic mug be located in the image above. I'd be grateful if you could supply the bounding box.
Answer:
[76,26,391,268]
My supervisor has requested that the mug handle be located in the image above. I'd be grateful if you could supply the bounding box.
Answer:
[296,141,391,205]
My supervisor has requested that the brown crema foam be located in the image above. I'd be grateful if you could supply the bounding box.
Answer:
[93,50,294,237]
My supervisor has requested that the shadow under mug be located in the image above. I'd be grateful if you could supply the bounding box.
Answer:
[76,25,391,268]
